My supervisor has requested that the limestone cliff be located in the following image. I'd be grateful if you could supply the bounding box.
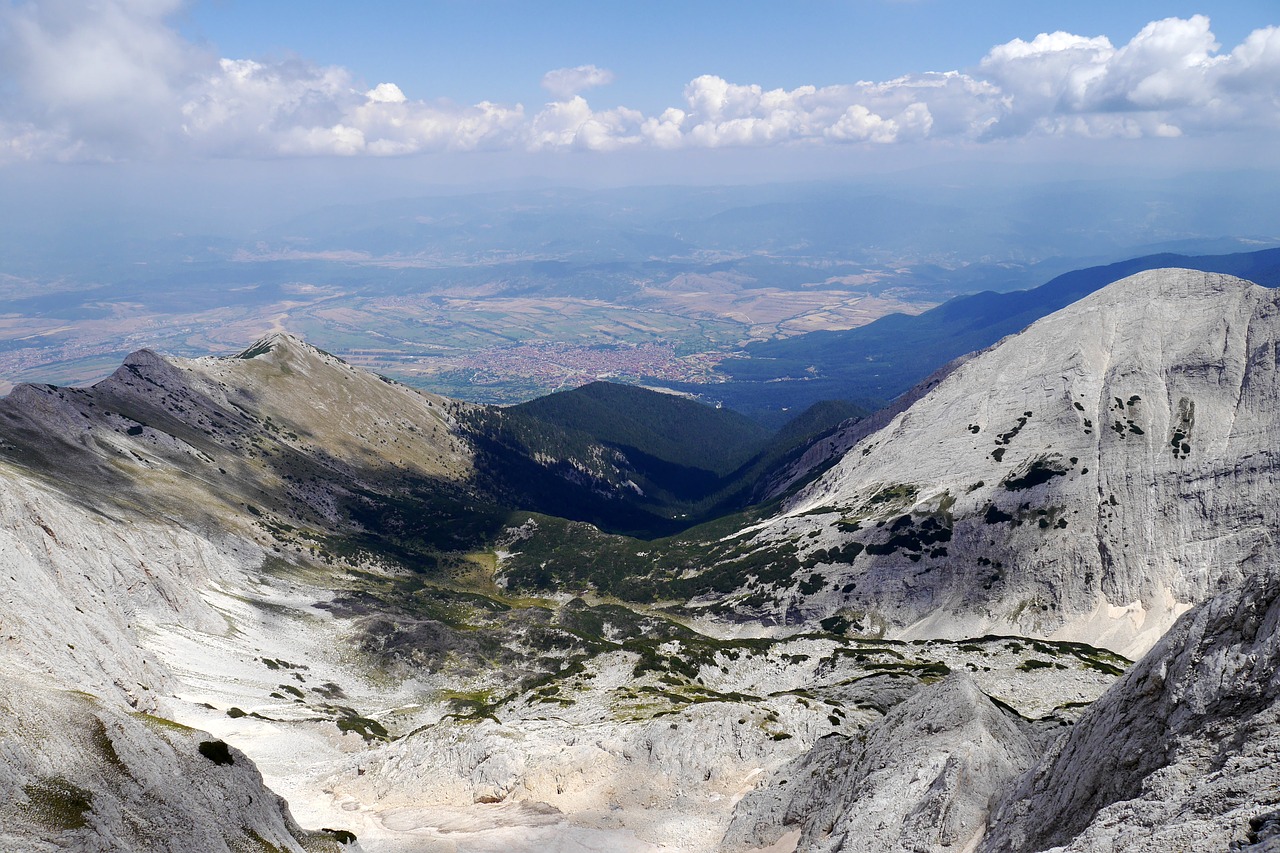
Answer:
[982,570,1280,852]
[723,675,1049,853]
[737,270,1280,658]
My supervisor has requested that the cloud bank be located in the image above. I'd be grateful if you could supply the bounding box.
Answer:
[0,3,1276,162]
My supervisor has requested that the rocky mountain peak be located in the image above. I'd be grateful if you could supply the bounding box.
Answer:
[236,331,339,364]
[723,268,1280,657]
[102,345,190,391]
[1076,263,1261,306]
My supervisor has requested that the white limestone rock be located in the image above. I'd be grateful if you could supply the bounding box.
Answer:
[723,674,1047,853]
[981,570,1280,853]
[0,666,351,853]
[331,643,864,853]
[739,269,1280,658]
[0,457,250,710]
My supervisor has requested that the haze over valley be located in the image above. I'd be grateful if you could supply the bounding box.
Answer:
[5,175,1280,418]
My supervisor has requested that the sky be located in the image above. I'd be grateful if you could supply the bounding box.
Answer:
[0,1,1277,210]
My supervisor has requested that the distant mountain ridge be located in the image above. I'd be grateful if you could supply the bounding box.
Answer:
[695,246,1280,418]
[511,382,770,476]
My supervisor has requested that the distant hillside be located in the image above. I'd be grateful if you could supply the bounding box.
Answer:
[460,383,864,537]
[761,399,864,455]
[698,247,1280,416]
[511,382,770,476]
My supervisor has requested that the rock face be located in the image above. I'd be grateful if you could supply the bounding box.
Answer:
[723,675,1048,853]
[0,461,235,710]
[738,270,1280,658]
[0,456,348,851]
[981,571,1280,853]
[0,667,337,853]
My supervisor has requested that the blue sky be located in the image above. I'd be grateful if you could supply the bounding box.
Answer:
[0,1,1277,193]
[176,2,1280,114]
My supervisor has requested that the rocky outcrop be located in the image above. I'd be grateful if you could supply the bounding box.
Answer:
[0,666,347,853]
[981,571,1280,852]
[723,675,1048,853]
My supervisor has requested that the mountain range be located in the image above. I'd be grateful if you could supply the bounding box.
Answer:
[3,267,1280,851]
[693,246,1280,419]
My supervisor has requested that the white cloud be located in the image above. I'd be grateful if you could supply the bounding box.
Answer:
[1228,24,1280,78]
[640,108,687,149]
[824,105,899,143]
[527,95,595,149]
[366,83,407,104]
[0,0,205,160]
[180,58,360,156]
[541,65,615,99]
[526,96,644,151]
[977,15,1280,138]
[0,7,1276,163]
[681,78,810,147]
[667,73,992,148]
[177,58,528,157]
[979,31,1115,117]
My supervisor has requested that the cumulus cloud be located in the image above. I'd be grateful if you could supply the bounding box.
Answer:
[824,104,900,143]
[640,108,687,149]
[0,6,1277,163]
[978,15,1280,138]
[668,72,994,147]
[0,0,206,159]
[179,58,525,157]
[526,96,644,151]
[366,83,407,104]
[541,64,616,99]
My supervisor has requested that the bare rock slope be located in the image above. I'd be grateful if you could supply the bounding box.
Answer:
[0,667,336,853]
[981,569,1280,852]
[723,674,1049,853]
[0,454,351,852]
[735,269,1280,658]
